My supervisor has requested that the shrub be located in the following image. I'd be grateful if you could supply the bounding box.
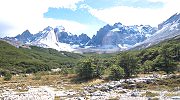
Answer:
[3,71,12,81]
[77,59,94,80]
[109,65,124,80]
[76,58,103,81]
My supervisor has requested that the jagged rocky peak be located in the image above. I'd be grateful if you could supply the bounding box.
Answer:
[42,26,65,33]
[133,12,180,50]
[3,12,179,53]
[54,26,65,33]
[89,22,157,49]
[78,33,91,44]
[158,13,180,30]
[21,30,32,36]
[113,22,123,28]
[43,26,53,31]
[15,29,33,43]
[16,30,32,37]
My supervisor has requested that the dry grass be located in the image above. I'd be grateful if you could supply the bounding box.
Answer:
[141,91,159,97]
[0,74,104,92]
[1,73,179,92]
[54,96,60,100]
[165,92,180,97]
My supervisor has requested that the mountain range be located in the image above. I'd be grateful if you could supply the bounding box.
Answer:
[133,13,180,50]
[2,13,180,53]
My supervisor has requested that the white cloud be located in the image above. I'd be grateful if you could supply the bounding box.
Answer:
[84,0,180,27]
[0,0,179,38]
[0,0,85,37]
[43,18,89,35]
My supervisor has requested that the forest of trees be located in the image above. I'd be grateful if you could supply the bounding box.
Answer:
[76,38,180,81]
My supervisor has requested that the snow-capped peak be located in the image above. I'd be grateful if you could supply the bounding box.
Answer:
[54,26,65,33]
[43,26,53,31]
[31,26,74,52]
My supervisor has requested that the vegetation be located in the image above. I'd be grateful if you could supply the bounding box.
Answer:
[76,58,104,81]
[3,71,12,81]
[142,91,159,97]
[109,64,124,80]
[117,52,138,78]
[0,36,179,81]
[76,37,179,81]
[0,40,84,74]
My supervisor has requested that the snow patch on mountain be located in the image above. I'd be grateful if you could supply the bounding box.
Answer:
[111,28,120,32]
[118,44,133,51]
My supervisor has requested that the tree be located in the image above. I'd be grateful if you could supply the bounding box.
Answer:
[117,52,138,78]
[154,44,177,74]
[143,60,153,73]
[90,57,104,78]
[76,58,103,80]
[109,64,124,80]
[77,59,94,80]
[171,44,180,61]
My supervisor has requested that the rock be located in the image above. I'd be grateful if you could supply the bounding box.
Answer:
[171,96,180,100]
[76,97,86,100]
[1,86,55,100]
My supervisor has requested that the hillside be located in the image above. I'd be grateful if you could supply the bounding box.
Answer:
[0,34,179,100]
[126,35,180,73]
[0,40,84,74]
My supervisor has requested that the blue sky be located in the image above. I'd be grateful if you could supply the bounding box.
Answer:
[43,0,164,27]
[44,0,163,23]
[0,0,179,37]
[44,7,105,24]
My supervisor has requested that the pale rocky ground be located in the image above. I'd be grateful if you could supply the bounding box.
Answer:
[0,74,180,100]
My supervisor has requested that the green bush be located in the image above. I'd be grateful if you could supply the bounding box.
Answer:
[77,59,94,80]
[61,68,69,75]
[117,52,138,78]
[109,65,124,80]
[76,58,103,81]
[3,72,12,81]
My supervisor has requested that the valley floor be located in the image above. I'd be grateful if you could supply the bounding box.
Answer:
[0,73,180,100]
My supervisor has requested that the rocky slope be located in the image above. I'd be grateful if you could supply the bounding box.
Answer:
[133,13,180,49]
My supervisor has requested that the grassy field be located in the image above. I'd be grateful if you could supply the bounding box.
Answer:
[0,72,179,92]
[0,72,105,92]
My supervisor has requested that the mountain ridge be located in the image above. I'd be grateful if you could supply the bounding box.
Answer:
[2,13,180,53]
[133,13,180,50]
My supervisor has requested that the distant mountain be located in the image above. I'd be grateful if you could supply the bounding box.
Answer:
[2,13,180,53]
[133,13,180,50]
[14,30,33,43]
[54,26,90,46]
[30,26,73,51]
[87,23,157,51]
[4,26,91,52]
[31,26,91,51]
